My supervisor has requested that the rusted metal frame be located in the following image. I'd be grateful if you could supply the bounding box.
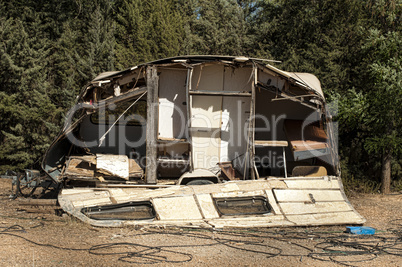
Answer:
[145,66,159,184]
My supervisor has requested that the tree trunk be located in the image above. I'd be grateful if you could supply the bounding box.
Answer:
[381,149,392,194]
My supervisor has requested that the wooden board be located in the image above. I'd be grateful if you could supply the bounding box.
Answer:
[128,159,143,177]
[145,66,159,184]
[65,157,96,178]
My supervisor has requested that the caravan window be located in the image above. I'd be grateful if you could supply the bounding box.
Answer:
[90,100,147,126]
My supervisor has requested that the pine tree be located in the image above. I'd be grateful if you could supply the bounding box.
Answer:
[360,1,402,193]
[254,0,366,94]
[115,0,185,68]
[178,0,248,55]
[329,0,401,193]
[0,11,62,172]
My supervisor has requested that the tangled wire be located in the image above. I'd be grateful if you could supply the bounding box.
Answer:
[1,220,401,266]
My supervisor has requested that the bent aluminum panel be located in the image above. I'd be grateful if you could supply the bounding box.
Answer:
[59,177,365,228]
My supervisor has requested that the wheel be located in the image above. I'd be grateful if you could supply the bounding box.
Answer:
[186,179,215,185]
[14,173,38,198]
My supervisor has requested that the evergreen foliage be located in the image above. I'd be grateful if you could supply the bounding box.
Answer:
[0,0,400,192]
[178,0,248,55]
[115,0,184,67]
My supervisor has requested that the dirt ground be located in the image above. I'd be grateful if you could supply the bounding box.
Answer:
[0,178,400,267]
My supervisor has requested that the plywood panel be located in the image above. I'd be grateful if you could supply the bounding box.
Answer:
[273,189,345,202]
[279,201,352,215]
[146,66,159,184]
[153,196,203,220]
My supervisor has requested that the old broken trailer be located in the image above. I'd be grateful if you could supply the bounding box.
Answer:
[43,55,365,227]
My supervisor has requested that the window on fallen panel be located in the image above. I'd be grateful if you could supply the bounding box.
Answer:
[213,196,272,216]
[81,201,155,220]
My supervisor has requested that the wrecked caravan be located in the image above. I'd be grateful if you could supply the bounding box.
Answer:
[43,55,365,227]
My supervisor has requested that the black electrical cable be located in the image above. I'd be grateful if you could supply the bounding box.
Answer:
[0,224,192,264]
[89,243,193,264]
[141,229,283,258]
[0,222,401,265]
[141,226,402,266]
